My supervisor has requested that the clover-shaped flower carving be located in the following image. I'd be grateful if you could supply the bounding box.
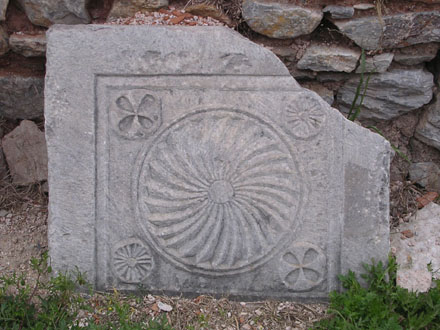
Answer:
[284,94,326,140]
[279,242,326,292]
[112,238,153,284]
[111,90,162,139]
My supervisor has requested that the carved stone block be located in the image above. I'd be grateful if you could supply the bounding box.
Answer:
[45,26,391,301]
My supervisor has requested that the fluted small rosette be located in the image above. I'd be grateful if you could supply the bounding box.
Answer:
[137,110,303,274]
[112,238,153,283]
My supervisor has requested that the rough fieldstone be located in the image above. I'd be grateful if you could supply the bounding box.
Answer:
[0,0,8,21]
[394,43,439,65]
[333,11,440,50]
[338,68,434,121]
[409,162,440,191]
[0,75,44,119]
[9,32,46,57]
[355,53,393,73]
[297,44,361,73]
[2,120,48,185]
[242,0,323,39]
[391,202,440,292]
[302,82,334,105]
[0,146,7,179]
[322,5,354,19]
[0,26,9,56]
[17,0,90,27]
[415,92,440,150]
[107,0,168,21]
[353,3,375,10]
[46,25,390,300]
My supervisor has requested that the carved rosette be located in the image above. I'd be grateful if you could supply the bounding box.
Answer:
[283,92,326,140]
[109,89,162,139]
[279,242,326,292]
[112,238,153,283]
[136,109,304,275]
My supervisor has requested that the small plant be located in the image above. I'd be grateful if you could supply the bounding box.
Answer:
[313,256,440,329]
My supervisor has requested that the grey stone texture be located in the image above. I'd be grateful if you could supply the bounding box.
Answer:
[338,68,434,121]
[0,26,9,56]
[353,3,375,10]
[408,162,440,191]
[0,74,44,119]
[415,91,440,150]
[0,145,7,179]
[0,0,8,21]
[2,120,48,185]
[322,5,354,19]
[46,25,390,300]
[394,43,439,66]
[391,202,440,292]
[107,0,169,21]
[297,44,361,73]
[333,11,440,50]
[9,32,46,57]
[355,53,393,73]
[17,0,90,27]
[242,0,323,39]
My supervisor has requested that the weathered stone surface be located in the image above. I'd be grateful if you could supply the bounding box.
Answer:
[185,4,232,26]
[0,145,7,179]
[353,3,375,10]
[17,0,90,27]
[242,0,323,39]
[9,32,46,57]
[409,162,440,191]
[0,26,9,56]
[2,120,48,185]
[391,202,440,292]
[355,53,393,73]
[394,43,439,65]
[0,75,44,119]
[302,82,334,105]
[46,25,390,300]
[333,11,440,50]
[297,44,360,73]
[0,0,8,21]
[415,92,440,150]
[107,0,169,20]
[322,5,354,19]
[338,68,434,120]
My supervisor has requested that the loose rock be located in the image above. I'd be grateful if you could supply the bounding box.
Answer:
[9,32,46,57]
[394,43,440,65]
[355,53,393,73]
[322,5,354,19]
[0,26,9,56]
[185,3,232,26]
[2,120,48,186]
[297,44,360,72]
[338,68,434,121]
[107,0,168,20]
[409,162,440,191]
[333,11,440,50]
[0,0,8,21]
[17,0,90,27]
[242,0,323,39]
[415,92,440,150]
[0,75,44,119]
[391,202,440,292]
[353,3,375,10]
[302,82,334,105]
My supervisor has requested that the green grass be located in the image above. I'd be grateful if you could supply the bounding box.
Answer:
[313,256,440,330]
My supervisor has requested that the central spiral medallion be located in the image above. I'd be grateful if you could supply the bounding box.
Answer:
[136,109,304,275]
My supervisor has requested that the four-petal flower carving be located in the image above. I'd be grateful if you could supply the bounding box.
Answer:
[279,242,326,291]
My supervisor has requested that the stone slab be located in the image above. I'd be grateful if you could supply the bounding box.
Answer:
[46,25,390,300]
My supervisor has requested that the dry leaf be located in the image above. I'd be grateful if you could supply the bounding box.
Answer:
[417,192,439,208]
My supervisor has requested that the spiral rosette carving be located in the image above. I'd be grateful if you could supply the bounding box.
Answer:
[136,109,304,275]
[112,238,153,283]
[279,242,326,292]
[283,93,326,140]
